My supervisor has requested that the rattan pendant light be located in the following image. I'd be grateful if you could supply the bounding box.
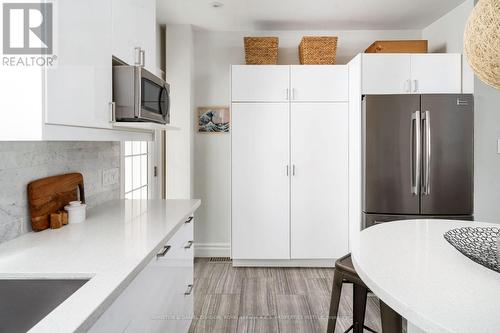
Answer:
[463,0,500,89]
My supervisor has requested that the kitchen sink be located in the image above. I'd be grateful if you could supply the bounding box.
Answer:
[0,279,89,333]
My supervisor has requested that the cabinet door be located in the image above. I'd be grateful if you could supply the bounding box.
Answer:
[112,0,156,71]
[231,66,289,102]
[290,103,349,259]
[410,54,461,93]
[45,0,112,129]
[362,54,411,94]
[290,65,348,102]
[232,103,290,259]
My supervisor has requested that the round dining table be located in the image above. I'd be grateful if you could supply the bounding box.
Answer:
[351,219,500,333]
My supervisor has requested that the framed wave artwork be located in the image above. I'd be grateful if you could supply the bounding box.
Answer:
[197,106,230,133]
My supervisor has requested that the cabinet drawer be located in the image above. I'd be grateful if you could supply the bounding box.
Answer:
[155,217,194,263]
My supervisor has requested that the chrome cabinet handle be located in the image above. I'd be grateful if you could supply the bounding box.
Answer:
[410,110,421,195]
[405,79,411,92]
[291,88,296,100]
[285,88,289,100]
[413,79,418,93]
[156,245,171,258]
[422,110,431,195]
[286,165,289,176]
[185,216,194,224]
[109,102,116,123]
[134,47,142,66]
[292,164,296,176]
[184,240,194,249]
[184,284,193,296]
[140,49,145,67]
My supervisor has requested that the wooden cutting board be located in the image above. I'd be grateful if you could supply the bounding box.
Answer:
[28,173,85,231]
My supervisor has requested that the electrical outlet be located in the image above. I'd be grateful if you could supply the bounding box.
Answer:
[102,168,119,187]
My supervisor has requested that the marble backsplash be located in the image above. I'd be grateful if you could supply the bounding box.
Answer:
[0,141,121,244]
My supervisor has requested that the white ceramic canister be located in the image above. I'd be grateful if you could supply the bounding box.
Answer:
[64,201,87,224]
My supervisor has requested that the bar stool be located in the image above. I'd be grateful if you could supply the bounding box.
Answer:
[327,253,376,333]
[327,253,402,333]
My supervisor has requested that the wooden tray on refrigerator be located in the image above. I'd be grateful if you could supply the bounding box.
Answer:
[365,40,428,53]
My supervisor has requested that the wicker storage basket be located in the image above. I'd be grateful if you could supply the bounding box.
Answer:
[244,37,279,65]
[299,36,338,65]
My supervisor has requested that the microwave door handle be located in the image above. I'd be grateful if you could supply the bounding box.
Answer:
[159,86,168,118]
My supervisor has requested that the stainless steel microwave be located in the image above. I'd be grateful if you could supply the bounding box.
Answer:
[112,66,170,124]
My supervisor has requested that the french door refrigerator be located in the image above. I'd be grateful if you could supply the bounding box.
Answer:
[362,94,474,229]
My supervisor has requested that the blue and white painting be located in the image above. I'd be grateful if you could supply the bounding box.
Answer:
[198,107,230,133]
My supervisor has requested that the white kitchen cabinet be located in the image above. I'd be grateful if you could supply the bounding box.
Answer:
[290,65,348,101]
[0,0,156,140]
[410,54,461,93]
[112,0,156,72]
[231,65,290,102]
[362,54,411,94]
[231,103,290,260]
[362,53,462,94]
[45,0,112,129]
[231,65,350,264]
[90,217,194,333]
[290,103,349,259]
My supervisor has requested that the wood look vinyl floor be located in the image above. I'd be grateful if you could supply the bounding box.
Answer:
[189,259,382,333]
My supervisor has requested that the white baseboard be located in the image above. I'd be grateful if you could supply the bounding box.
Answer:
[194,242,231,257]
[232,259,335,267]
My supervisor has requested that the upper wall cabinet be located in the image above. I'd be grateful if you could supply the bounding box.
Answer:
[410,54,461,94]
[45,0,112,129]
[362,54,411,94]
[0,0,154,141]
[290,65,348,102]
[112,0,156,72]
[231,65,289,102]
[362,54,462,94]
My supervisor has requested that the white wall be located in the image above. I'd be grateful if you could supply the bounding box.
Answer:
[422,0,474,93]
[422,0,500,223]
[165,25,195,199]
[192,29,420,256]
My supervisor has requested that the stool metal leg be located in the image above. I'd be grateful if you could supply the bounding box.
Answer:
[352,284,368,333]
[380,300,402,333]
[327,271,344,333]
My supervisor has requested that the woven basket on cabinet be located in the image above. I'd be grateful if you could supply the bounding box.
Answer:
[299,36,338,65]
[244,37,279,65]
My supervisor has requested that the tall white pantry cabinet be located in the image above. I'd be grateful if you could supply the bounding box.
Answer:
[231,65,349,265]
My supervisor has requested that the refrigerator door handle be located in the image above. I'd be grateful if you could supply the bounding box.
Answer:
[411,111,421,195]
[422,110,431,195]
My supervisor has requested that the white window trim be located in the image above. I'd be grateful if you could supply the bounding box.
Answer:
[120,131,164,200]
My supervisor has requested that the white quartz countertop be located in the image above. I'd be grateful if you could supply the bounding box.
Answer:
[351,219,500,333]
[0,199,201,333]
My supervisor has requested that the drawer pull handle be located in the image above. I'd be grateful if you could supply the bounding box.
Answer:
[184,241,194,249]
[185,216,194,224]
[156,245,171,258]
[184,284,193,296]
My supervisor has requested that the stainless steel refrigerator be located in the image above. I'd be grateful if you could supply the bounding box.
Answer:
[362,94,474,229]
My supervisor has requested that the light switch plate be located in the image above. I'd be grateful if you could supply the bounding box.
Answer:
[102,168,119,187]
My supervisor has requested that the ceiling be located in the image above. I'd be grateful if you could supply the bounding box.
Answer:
[156,0,466,31]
